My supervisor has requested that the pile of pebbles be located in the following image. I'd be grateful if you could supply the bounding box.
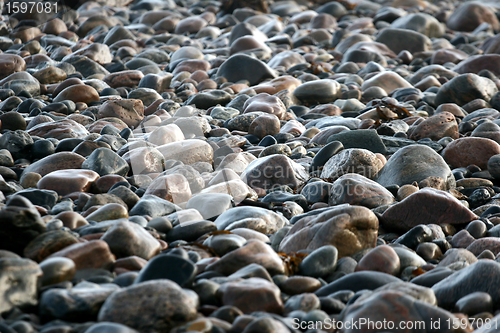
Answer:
[3,0,500,331]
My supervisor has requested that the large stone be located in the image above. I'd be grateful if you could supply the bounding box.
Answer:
[320,148,383,182]
[214,206,288,235]
[241,154,308,191]
[98,100,145,128]
[0,196,46,255]
[381,188,478,232]
[293,79,341,105]
[375,145,455,190]
[408,112,459,141]
[330,174,395,208]
[447,2,499,32]
[27,119,90,140]
[22,152,86,178]
[98,280,198,333]
[216,54,277,86]
[37,169,99,196]
[391,12,445,38]
[361,71,412,94]
[433,261,500,309]
[435,74,498,107]
[442,137,500,170]
[279,205,379,257]
[0,258,42,314]
[206,239,286,276]
[102,221,160,260]
[341,291,468,333]
[452,55,500,77]
[217,278,283,314]
[376,28,431,54]
[156,139,213,165]
[145,174,192,203]
[82,148,130,177]
[39,283,118,321]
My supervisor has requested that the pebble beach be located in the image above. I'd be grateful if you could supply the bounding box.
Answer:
[1,0,500,332]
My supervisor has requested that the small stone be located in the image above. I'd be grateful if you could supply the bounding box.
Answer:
[86,203,129,222]
[315,271,400,296]
[285,293,320,313]
[53,84,100,104]
[241,154,308,191]
[243,93,287,120]
[454,292,493,316]
[355,245,401,276]
[214,206,288,235]
[375,28,431,55]
[248,114,280,139]
[98,100,145,128]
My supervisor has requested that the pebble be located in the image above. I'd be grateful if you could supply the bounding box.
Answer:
[279,205,378,257]
[206,239,285,276]
[355,245,401,276]
[37,169,99,196]
[135,254,196,287]
[40,282,119,321]
[382,188,478,232]
[375,144,455,190]
[320,148,384,181]
[330,173,395,208]
[98,280,198,332]
[216,277,283,314]
[433,260,500,309]
[0,258,41,314]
